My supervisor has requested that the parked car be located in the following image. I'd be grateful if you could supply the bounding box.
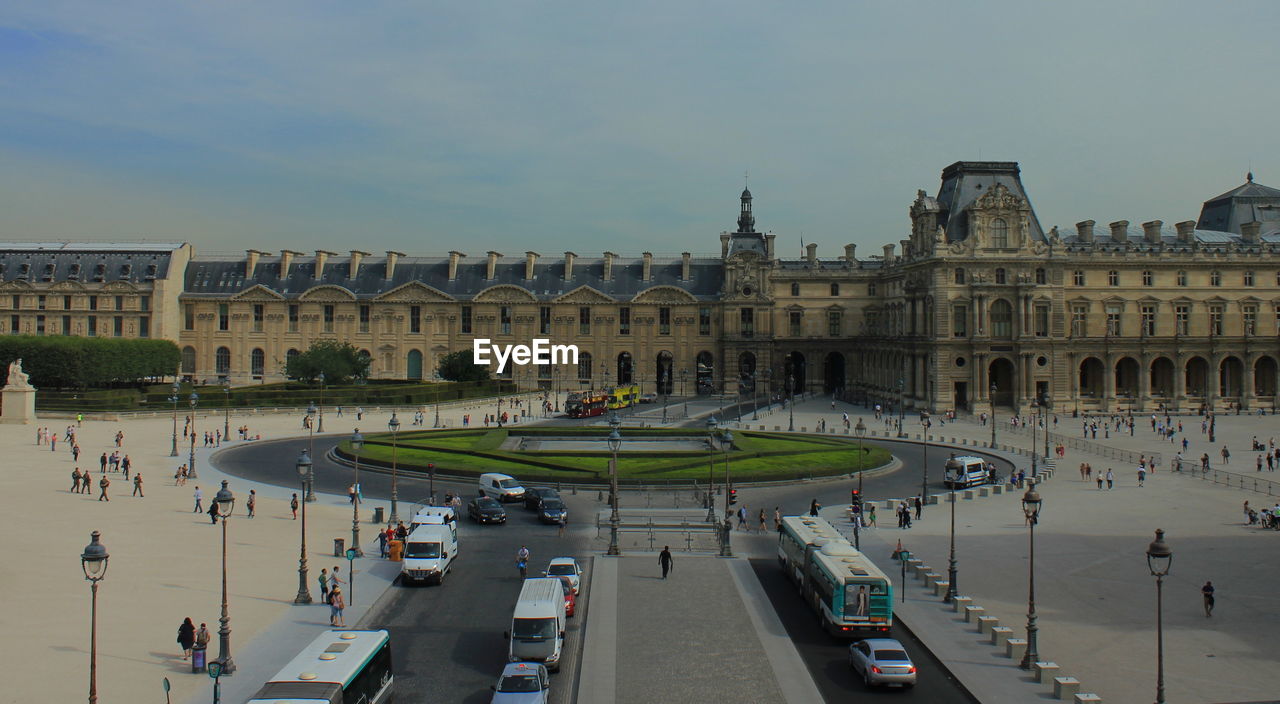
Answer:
[537,498,568,524]
[469,496,508,524]
[848,638,917,688]
[544,557,583,594]
[524,487,559,511]
[490,661,550,704]
[480,472,527,502]
[558,576,576,617]
[638,392,658,403]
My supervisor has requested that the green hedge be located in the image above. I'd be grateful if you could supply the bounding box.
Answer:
[0,336,179,389]
[138,379,516,409]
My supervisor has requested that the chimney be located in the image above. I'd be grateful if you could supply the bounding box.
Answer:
[244,249,263,279]
[603,252,616,281]
[448,251,464,281]
[900,239,911,259]
[883,243,896,262]
[1242,221,1262,243]
[1175,221,1196,243]
[843,244,857,262]
[564,251,576,281]
[805,243,817,265]
[349,250,369,279]
[681,252,691,281]
[1142,220,1163,244]
[279,250,300,279]
[384,251,404,281]
[720,233,731,258]
[1075,220,1095,243]
[314,250,337,279]
[486,251,501,280]
[764,233,776,259]
[525,251,539,280]
[642,252,653,282]
[1109,220,1129,243]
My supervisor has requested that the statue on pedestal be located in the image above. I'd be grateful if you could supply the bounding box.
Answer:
[5,358,33,390]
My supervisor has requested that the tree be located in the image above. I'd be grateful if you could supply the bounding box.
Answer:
[436,349,490,382]
[285,340,370,384]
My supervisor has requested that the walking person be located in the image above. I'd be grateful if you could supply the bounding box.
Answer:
[737,505,748,531]
[1105,468,1114,490]
[291,493,299,520]
[330,565,344,591]
[1080,462,1087,481]
[176,617,196,660]
[913,495,923,520]
[1221,445,1230,465]
[99,452,107,473]
[659,546,673,579]
[121,455,131,481]
[193,486,203,513]
[809,499,820,517]
[1096,472,1104,490]
[329,586,346,627]
[773,507,782,532]
[758,508,767,533]
[867,504,877,527]
[246,489,256,517]
[377,528,388,558]
[196,623,211,653]
[318,568,329,604]
[1137,466,1146,487]
[98,474,110,501]
[71,467,82,493]
[1201,581,1215,617]
[132,473,144,497]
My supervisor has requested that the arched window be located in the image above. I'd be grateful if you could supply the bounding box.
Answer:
[994,268,1007,284]
[578,352,593,380]
[790,282,799,296]
[616,352,633,384]
[181,346,196,374]
[287,348,300,362]
[989,218,1009,248]
[991,300,1014,337]
[954,268,965,285]
[215,346,231,375]
[251,349,265,378]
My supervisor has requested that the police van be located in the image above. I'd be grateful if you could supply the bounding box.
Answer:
[943,455,991,488]
[400,522,458,586]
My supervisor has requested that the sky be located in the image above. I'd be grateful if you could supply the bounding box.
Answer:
[1,1,1277,259]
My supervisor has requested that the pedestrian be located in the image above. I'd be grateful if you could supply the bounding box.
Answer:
[196,623,210,652]
[557,513,566,538]
[329,586,346,627]
[99,452,107,473]
[1201,581,1215,617]
[659,546,674,579]
[377,528,388,558]
[356,407,364,421]
[98,474,110,501]
[76,412,83,427]
[773,507,782,531]
[72,444,80,462]
[736,505,748,531]
[208,502,218,524]
[1221,446,1230,465]
[1258,455,1264,472]
[177,617,195,659]
[1096,472,1104,490]
[913,496,923,520]
[132,473,144,497]
[809,499,820,517]
[758,508,767,533]
[1105,468,1114,490]
[71,467,82,493]
[348,484,357,505]
[330,565,344,591]
[1137,467,1146,487]
[1243,500,1251,523]
[318,568,329,603]
[1080,462,1087,481]
[247,489,256,517]
[867,504,877,527]
[193,486,203,513]
[291,493,299,520]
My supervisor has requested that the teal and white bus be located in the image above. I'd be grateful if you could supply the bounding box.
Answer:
[246,629,393,704]
[778,515,894,637]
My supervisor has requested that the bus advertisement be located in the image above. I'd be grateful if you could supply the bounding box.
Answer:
[606,384,641,410]
[565,390,609,418]
[777,515,894,637]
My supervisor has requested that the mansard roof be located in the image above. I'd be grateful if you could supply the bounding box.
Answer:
[0,242,181,285]
[1197,174,1280,235]
[933,161,1046,244]
[183,254,725,302]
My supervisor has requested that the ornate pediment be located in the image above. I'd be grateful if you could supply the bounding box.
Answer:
[231,284,285,301]
[0,280,34,291]
[298,285,357,301]
[553,285,614,304]
[974,183,1025,212]
[631,286,697,305]
[474,285,537,303]
[49,280,87,292]
[375,281,454,303]
[100,280,140,292]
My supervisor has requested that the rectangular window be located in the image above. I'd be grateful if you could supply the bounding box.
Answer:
[828,311,841,337]
[36,315,45,335]
[500,306,512,335]
[1072,271,1085,286]
[1209,305,1224,336]
[140,295,150,312]
[1035,268,1047,285]
[1177,271,1187,286]
[658,307,671,335]
[113,316,123,337]
[1175,305,1190,335]
[1141,305,1156,336]
[1034,304,1049,337]
[788,311,802,336]
[138,317,149,338]
[62,315,71,335]
[10,315,18,334]
[1243,305,1257,335]
[830,283,840,296]
[288,304,299,332]
[115,295,123,310]
[1142,270,1153,286]
[461,306,472,334]
[1210,271,1222,286]
[253,304,264,332]
[323,304,334,332]
[1105,305,1122,336]
[539,306,551,335]
[38,295,46,310]
[698,307,711,336]
[87,316,96,337]
[578,307,590,336]
[184,304,195,330]
[410,305,421,334]
[619,307,630,335]
[218,303,229,331]
[11,295,19,310]
[952,305,968,337]
[1108,270,1119,286]
[89,295,98,311]
[1070,305,1087,337]
[357,305,370,333]
[740,307,754,338]
[1245,270,1255,287]
[63,295,72,310]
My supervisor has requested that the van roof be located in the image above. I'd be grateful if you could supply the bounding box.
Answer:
[407,524,451,541]
[514,578,563,617]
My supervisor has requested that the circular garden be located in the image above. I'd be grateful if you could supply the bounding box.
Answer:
[334,427,891,484]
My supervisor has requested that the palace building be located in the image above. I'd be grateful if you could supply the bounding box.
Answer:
[3,162,1279,415]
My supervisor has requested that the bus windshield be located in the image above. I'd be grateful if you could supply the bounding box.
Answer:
[511,618,556,640]
[405,542,441,559]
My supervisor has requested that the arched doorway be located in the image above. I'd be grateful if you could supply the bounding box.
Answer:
[407,349,423,380]
[215,346,231,376]
[1115,357,1140,399]
[1255,356,1278,396]
[1150,357,1175,398]
[656,351,674,394]
[696,351,714,394]
[989,358,1015,406]
[823,352,845,394]
[787,351,807,391]
[738,351,756,394]
[251,349,265,379]
[1185,357,1209,397]
[1219,356,1243,397]
[617,352,634,385]
[1078,357,1104,398]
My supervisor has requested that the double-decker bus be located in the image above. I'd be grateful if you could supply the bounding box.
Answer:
[606,384,641,410]
[246,629,393,704]
[778,515,894,637]
[565,390,608,418]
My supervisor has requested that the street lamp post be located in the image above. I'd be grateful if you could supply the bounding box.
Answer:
[786,373,795,432]
[213,480,236,674]
[1146,529,1173,704]
[554,368,561,413]
[81,530,109,704]
[944,454,962,603]
[661,368,668,424]
[1041,394,1051,461]
[720,428,734,557]
[855,418,867,498]
[607,412,622,556]
[1019,482,1042,670]
[293,451,313,604]
[305,402,318,502]
[169,381,180,457]
[705,417,718,521]
[188,392,200,479]
[388,412,401,524]
[1030,398,1039,478]
[896,377,906,438]
[989,382,998,448]
[349,431,364,558]
[317,371,326,432]
[920,411,931,509]
[222,379,231,441]
[680,369,689,417]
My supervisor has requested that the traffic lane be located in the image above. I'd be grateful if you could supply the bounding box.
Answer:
[747,558,976,704]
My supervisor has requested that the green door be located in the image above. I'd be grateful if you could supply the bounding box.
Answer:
[407,350,423,380]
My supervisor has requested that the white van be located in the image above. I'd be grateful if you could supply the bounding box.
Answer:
[943,455,991,488]
[412,507,457,532]
[400,523,458,586]
[479,473,526,502]
[505,578,567,671]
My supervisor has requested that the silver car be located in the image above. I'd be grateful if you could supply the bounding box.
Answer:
[848,638,917,688]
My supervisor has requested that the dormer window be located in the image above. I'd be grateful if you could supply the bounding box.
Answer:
[120,263,132,277]
[68,263,81,280]
[145,263,158,279]
[93,263,106,281]
[989,218,1009,248]
[42,263,55,281]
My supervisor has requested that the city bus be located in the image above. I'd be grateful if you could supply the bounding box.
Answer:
[246,629,393,704]
[565,390,609,418]
[606,384,641,410]
[778,515,894,637]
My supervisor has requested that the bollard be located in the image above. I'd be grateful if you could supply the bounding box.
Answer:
[1005,638,1027,661]
[990,626,1013,647]
[1033,662,1060,684]
[963,605,985,623]
[1054,677,1081,700]
[932,580,950,597]
[977,616,999,635]
[952,596,972,613]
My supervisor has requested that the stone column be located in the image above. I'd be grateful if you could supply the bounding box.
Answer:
[1173,355,1187,412]
[1243,355,1255,410]
[1103,355,1116,413]
[1139,355,1152,412]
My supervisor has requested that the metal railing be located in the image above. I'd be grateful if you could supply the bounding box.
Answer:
[998,422,1161,466]
[1170,461,1280,496]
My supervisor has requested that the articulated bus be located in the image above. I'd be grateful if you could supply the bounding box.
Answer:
[565,390,609,418]
[778,515,894,637]
[606,384,641,410]
[246,629,393,704]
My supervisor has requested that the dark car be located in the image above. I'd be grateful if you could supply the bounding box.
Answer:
[536,497,568,525]
[524,487,560,511]
[469,496,507,524]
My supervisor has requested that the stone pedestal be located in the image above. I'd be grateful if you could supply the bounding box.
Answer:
[1,387,36,424]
